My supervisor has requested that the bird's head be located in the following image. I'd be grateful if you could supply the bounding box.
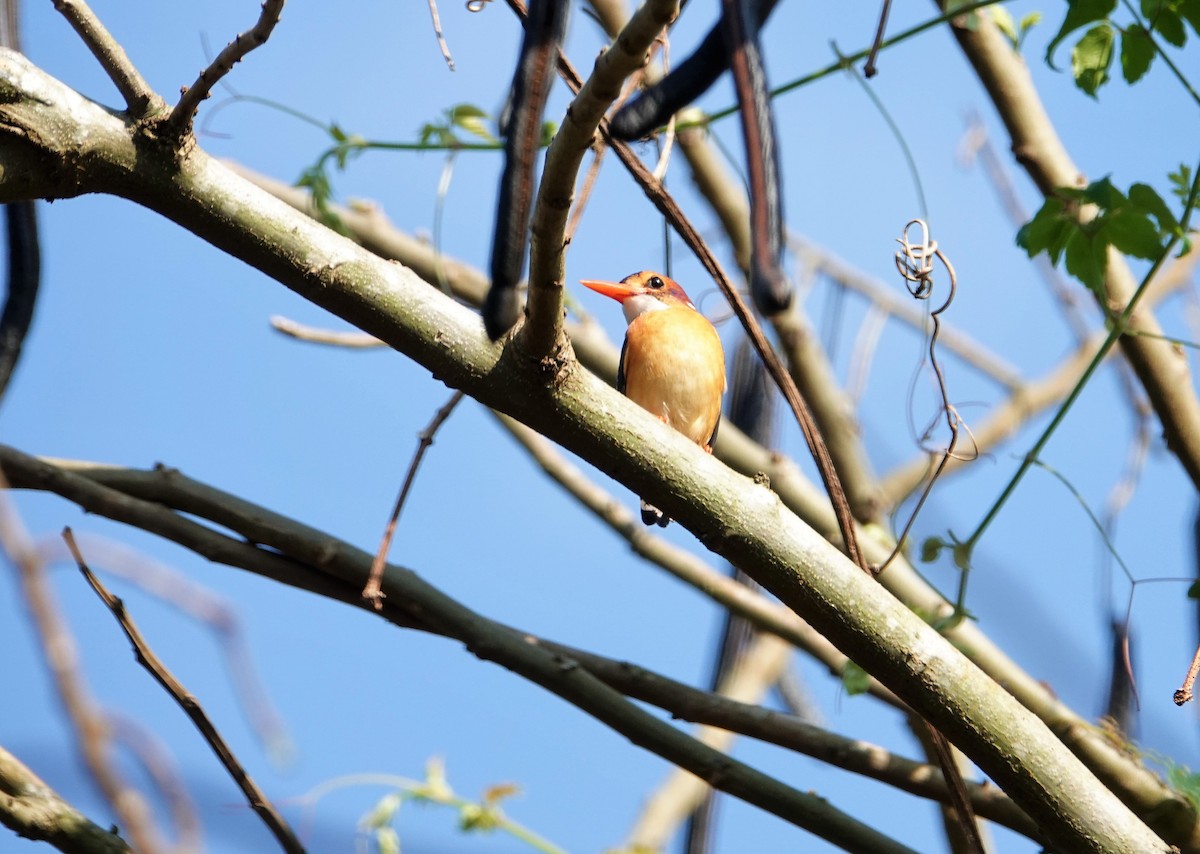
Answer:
[579,271,696,324]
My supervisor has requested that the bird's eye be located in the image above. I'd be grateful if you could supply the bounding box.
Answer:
[648,276,665,289]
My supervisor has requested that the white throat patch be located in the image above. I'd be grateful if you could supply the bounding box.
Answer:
[622,294,672,325]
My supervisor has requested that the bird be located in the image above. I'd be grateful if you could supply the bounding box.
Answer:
[579,270,726,526]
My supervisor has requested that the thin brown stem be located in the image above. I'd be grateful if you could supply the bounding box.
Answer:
[426,0,456,70]
[51,0,160,117]
[63,530,306,853]
[0,485,165,853]
[363,390,465,607]
[1174,641,1200,706]
[168,0,286,134]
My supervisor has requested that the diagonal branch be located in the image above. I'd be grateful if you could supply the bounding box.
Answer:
[0,743,132,853]
[522,0,680,357]
[940,2,1200,493]
[50,0,161,118]
[2,447,917,854]
[167,0,286,135]
[236,165,1200,847]
[63,532,306,854]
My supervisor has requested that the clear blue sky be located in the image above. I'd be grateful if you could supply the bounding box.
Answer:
[3,1,1199,852]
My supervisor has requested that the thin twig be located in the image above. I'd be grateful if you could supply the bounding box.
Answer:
[864,0,894,77]
[426,0,456,70]
[0,485,165,853]
[923,723,986,854]
[63,530,306,853]
[363,390,465,607]
[1174,642,1200,706]
[564,143,607,248]
[168,0,286,134]
[270,314,384,348]
[51,0,160,117]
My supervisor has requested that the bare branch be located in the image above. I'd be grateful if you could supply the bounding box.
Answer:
[625,634,793,851]
[495,412,904,707]
[363,390,465,607]
[0,484,165,853]
[270,315,384,347]
[522,0,680,356]
[168,0,286,135]
[0,743,132,853]
[51,0,160,117]
[941,2,1200,494]
[231,163,1200,844]
[2,448,919,854]
[64,531,306,854]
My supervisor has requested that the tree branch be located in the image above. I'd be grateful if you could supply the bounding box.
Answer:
[1,447,917,854]
[64,533,306,854]
[0,49,1177,850]
[50,0,161,118]
[0,743,131,854]
[523,0,679,357]
[940,2,1200,493]
[235,162,1200,848]
[168,0,286,135]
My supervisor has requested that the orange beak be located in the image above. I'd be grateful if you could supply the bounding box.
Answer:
[579,278,634,302]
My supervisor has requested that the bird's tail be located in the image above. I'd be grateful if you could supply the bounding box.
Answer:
[641,499,670,527]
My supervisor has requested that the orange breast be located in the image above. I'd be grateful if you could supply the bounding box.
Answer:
[622,307,726,447]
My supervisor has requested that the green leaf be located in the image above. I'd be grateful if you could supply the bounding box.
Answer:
[1129,182,1181,233]
[1047,0,1117,67]
[1102,207,1165,258]
[1081,175,1125,207]
[992,6,1019,47]
[1180,0,1200,36]
[1064,228,1108,292]
[1017,197,1074,263]
[1072,23,1116,96]
[1155,7,1189,44]
[1120,24,1156,82]
[951,542,973,573]
[449,103,497,143]
[1187,580,1200,599]
[920,536,945,563]
[841,661,871,696]
[329,122,347,143]
[1170,163,1195,204]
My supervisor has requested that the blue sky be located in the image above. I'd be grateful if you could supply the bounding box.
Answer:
[3,2,1200,852]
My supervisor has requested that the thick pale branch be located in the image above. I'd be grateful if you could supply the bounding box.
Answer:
[7,449,1036,845]
[239,162,1199,847]
[0,50,1178,849]
[523,0,679,357]
[942,3,1200,492]
[495,412,903,707]
[0,743,131,853]
[673,98,884,523]
[1,448,914,854]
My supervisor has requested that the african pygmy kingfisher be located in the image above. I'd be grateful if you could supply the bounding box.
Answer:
[580,271,726,527]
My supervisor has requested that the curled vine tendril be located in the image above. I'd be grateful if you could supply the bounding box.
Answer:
[877,219,976,575]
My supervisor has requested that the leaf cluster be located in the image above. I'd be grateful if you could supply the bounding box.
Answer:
[1046,0,1200,95]
[1016,174,1190,293]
